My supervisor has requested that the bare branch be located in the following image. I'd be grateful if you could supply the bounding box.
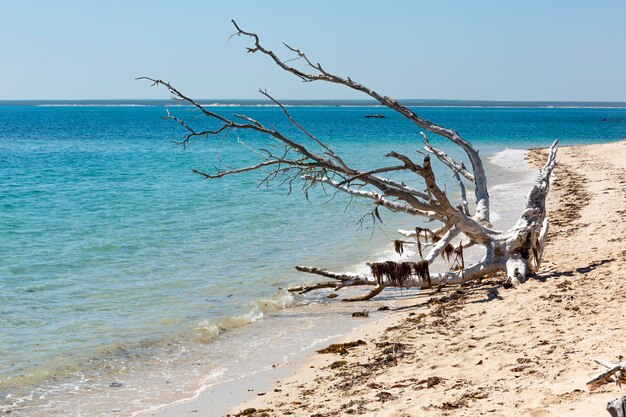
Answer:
[421,131,474,183]
[453,170,471,215]
[424,226,460,263]
[137,77,327,164]
[306,175,441,219]
[336,165,407,186]
[258,89,338,159]
[294,266,370,282]
[229,20,491,222]
[344,285,385,302]
[162,109,231,147]
[287,281,341,294]
[192,159,298,179]
[141,23,559,299]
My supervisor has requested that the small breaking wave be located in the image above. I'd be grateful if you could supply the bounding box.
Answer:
[0,288,302,417]
[487,148,537,229]
[488,148,532,173]
[195,290,298,339]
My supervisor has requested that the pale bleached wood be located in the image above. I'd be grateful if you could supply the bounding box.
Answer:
[607,396,626,417]
[141,21,559,300]
[587,358,626,387]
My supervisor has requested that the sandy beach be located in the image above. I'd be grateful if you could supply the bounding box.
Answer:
[223,139,626,417]
[4,3,626,416]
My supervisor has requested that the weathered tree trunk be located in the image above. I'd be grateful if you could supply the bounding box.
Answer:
[141,20,559,301]
[293,141,556,296]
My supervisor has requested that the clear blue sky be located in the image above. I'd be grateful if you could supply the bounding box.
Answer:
[1,0,625,101]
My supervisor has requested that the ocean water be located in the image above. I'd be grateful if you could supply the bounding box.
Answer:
[1,104,625,416]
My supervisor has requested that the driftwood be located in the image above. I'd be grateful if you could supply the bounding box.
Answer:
[588,358,626,388]
[141,20,559,301]
[607,397,626,417]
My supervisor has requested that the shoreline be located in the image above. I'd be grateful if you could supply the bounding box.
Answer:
[145,148,536,417]
[1,143,534,417]
[5,139,623,417]
[2,104,625,417]
[222,139,626,416]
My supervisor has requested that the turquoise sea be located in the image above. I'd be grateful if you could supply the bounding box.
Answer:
[1,103,625,416]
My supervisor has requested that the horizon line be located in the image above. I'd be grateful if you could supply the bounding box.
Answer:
[2,98,626,108]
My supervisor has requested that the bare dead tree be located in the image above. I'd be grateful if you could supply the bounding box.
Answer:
[139,20,558,301]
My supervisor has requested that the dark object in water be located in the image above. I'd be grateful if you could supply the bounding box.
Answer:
[364,114,386,118]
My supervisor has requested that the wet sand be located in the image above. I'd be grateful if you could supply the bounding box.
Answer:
[227,140,626,416]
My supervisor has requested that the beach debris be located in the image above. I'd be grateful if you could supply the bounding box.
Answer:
[352,309,369,318]
[368,260,430,290]
[328,360,348,369]
[393,239,404,255]
[440,397,468,410]
[502,280,515,289]
[420,376,443,388]
[556,279,573,289]
[317,340,366,355]
[340,399,369,414]
[436,289,466,304]
[406,312,427,324]
[416,235,423,259]
[453,242,464,270]
[375,391,397,402]
[442,243,455,262]
[143,20,559,302]
[414,260,432,288]
[370,261,411,286]
[231,408,273,417]
[587,357,626,389]
[108,382,123,388]
[607,396,626,417]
